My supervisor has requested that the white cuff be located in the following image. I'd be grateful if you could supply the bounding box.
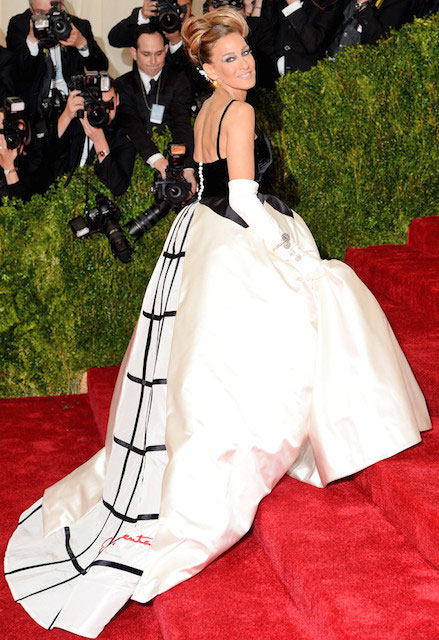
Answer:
[138,9,151,24]
[148,152,164,168]
[282,0,303,16]
[169,40,183,54]
[79,45,90,57]
[26,36,39,56]
[277,56,286,75]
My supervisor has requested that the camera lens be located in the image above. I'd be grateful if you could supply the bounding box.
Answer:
[127,201,171,239]
[52,15,71,40]
[104,222,133,264]
[86,104,109,128]
[159,12,181,33]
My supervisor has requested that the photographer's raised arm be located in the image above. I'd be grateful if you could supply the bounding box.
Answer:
[109,4,158,48]
[67,17,109,70]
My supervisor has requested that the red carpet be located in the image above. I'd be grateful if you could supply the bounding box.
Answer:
[2,216,439,639]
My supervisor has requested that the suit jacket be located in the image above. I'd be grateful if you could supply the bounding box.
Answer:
[275,0,343,72]
[0,47,16,104]
[409,0,439,17]
[108,8,211,101]
[115,64,195,168]
[54,117,137,197]
[330,0,410,53]
[6,9,108,118]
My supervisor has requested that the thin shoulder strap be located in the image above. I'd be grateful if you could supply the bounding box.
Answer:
[216,99,237,160]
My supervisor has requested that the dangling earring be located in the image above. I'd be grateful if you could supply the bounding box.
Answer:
[197,67,211,82]
[197,67,217,88]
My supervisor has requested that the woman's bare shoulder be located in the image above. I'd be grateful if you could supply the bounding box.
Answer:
[225,100,255,130]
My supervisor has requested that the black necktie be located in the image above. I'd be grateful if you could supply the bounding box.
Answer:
[148,79,157,95]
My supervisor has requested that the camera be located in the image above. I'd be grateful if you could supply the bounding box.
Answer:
[68,72,112,128]
[152,0,187,33]
[0,97,30,150]
[31,1,72,48]
[127,144,191,240]
[69,194,133,263]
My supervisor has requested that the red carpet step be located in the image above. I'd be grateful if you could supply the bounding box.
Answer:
[0,395,162,640]
[408,216,439,256]
[354,418,439,572]
[345,245,439,321]
[371,294,439,415]
[154,534,313,640]
[254,475,439,640]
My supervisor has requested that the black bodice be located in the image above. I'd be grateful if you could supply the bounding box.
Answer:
[198,100,272,199]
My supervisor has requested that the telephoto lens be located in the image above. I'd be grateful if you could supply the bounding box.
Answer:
[127,200,171,240]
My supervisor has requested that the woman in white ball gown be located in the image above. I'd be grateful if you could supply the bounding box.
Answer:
[4,8,431,638]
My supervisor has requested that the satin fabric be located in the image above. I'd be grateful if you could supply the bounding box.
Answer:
[4,199,431,638]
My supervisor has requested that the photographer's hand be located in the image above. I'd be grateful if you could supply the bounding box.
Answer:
[58,90,85,138]
[244,0,263,17]
[60,24,87,51]
[141,0,159,20]
[0,120,19,186]
[80,113,110,162]
[183,169,197,196]
[28,18,38,45]
[154,157,169,180]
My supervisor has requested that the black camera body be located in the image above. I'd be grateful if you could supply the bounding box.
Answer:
[152,0,186,33]
[69,194,133,263]
[1,97,29,150]
[31,1,72,48]
[68,72,112,128]
[127,144,191,239]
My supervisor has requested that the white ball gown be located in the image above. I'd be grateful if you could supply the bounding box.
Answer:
[4,105,431,638]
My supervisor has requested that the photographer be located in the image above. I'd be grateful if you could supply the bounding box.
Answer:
[0,48,16,105]
[116,25,196,194]
[328,0,411,57]
[274,0,343,74]
[55,79,136,197]
[6,0,108,119]
[108,1,191,51]
[108,1,211,102]
[0,103,41,202]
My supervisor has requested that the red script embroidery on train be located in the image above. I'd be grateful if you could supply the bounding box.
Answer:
[99,534,153,554]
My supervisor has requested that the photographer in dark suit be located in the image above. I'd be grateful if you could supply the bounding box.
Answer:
[275,0,342,74]
[408,0,439,17]
[6,0,108,119]
[0,104,45,201]
[328,0,410,58]
[115,25,196,193]
[0,47,16,105]
[108,1,211,103]
[54,81,137,197]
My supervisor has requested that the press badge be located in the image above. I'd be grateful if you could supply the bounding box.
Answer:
[150,104,165,124]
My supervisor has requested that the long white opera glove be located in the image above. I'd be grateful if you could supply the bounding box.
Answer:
[228,179,324,279]
[228,179,286,246]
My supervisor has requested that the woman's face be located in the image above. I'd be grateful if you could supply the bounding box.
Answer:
[204,32,256,91]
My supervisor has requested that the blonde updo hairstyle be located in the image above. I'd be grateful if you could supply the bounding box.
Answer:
[182,8,249,68]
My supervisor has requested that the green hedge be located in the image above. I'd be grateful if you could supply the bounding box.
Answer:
[0,146,175,398]
[1,16,439,397]
[258,14,439,259]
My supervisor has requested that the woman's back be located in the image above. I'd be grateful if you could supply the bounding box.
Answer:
[194,96,237,163]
